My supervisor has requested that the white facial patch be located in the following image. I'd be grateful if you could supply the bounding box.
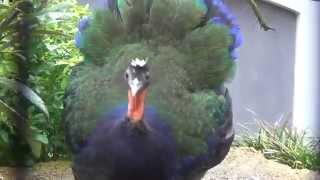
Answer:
[131,58,148,67]
[130,78,142,96]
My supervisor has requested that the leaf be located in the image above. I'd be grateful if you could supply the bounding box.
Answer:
[27,138,42,159]
[32,132,49,144]
[0,98,25,121]
[0,77,49,118]
[0,8,19,34]
[0,129,9,144]
[35,1,73,16]
[33,29,69,37]
[26,126,48,159]
[0,4,10,10]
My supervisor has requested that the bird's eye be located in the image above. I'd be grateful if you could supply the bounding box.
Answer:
[125,73,129,79]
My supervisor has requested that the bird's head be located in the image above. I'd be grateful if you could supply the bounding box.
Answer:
[125,58,150,123]
[125,58,150,96]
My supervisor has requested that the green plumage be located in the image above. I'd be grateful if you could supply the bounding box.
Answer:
[65,0,234,156]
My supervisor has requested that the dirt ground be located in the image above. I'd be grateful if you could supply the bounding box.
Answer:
[0,147,319,180]
[202,147,319,180]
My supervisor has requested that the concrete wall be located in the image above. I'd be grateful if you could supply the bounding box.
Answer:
[225,0,296,133]
[225,0,320,137]
[266,0,320,138]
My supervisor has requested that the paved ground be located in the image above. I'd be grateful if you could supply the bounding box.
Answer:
[0,147,319,180]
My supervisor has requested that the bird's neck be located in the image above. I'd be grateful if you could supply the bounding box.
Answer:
[127,89,147,123]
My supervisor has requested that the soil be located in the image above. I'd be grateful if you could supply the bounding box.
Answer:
[0,147,319,180]
[202,147,319,180]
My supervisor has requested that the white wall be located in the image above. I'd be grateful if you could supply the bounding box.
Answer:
[266,0,320,137]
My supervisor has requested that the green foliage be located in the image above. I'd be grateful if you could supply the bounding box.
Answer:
[0,0,50,166]
[0,77,49,164]
[0,0,88,165]
[0,109,49,166]
[237,120,320,170]
[28,0,88,161]
[0,77,49,117]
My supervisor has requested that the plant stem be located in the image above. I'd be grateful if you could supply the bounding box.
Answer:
[10,0,35,167]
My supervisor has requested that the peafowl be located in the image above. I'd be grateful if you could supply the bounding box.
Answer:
[63,0,242,179]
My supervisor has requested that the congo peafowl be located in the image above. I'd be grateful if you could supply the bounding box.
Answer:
[63,0,242,179]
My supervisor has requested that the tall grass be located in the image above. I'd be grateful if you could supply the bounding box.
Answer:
[236,118,320,170]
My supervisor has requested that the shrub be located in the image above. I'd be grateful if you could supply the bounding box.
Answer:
[236,118,320,170]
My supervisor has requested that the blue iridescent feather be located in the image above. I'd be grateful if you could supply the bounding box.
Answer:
[207,0,243,60]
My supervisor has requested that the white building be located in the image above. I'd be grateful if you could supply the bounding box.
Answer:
[226,0,319,138]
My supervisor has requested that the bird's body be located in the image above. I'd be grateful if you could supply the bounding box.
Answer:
[65,0,242,179]
[72,105,177,180]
